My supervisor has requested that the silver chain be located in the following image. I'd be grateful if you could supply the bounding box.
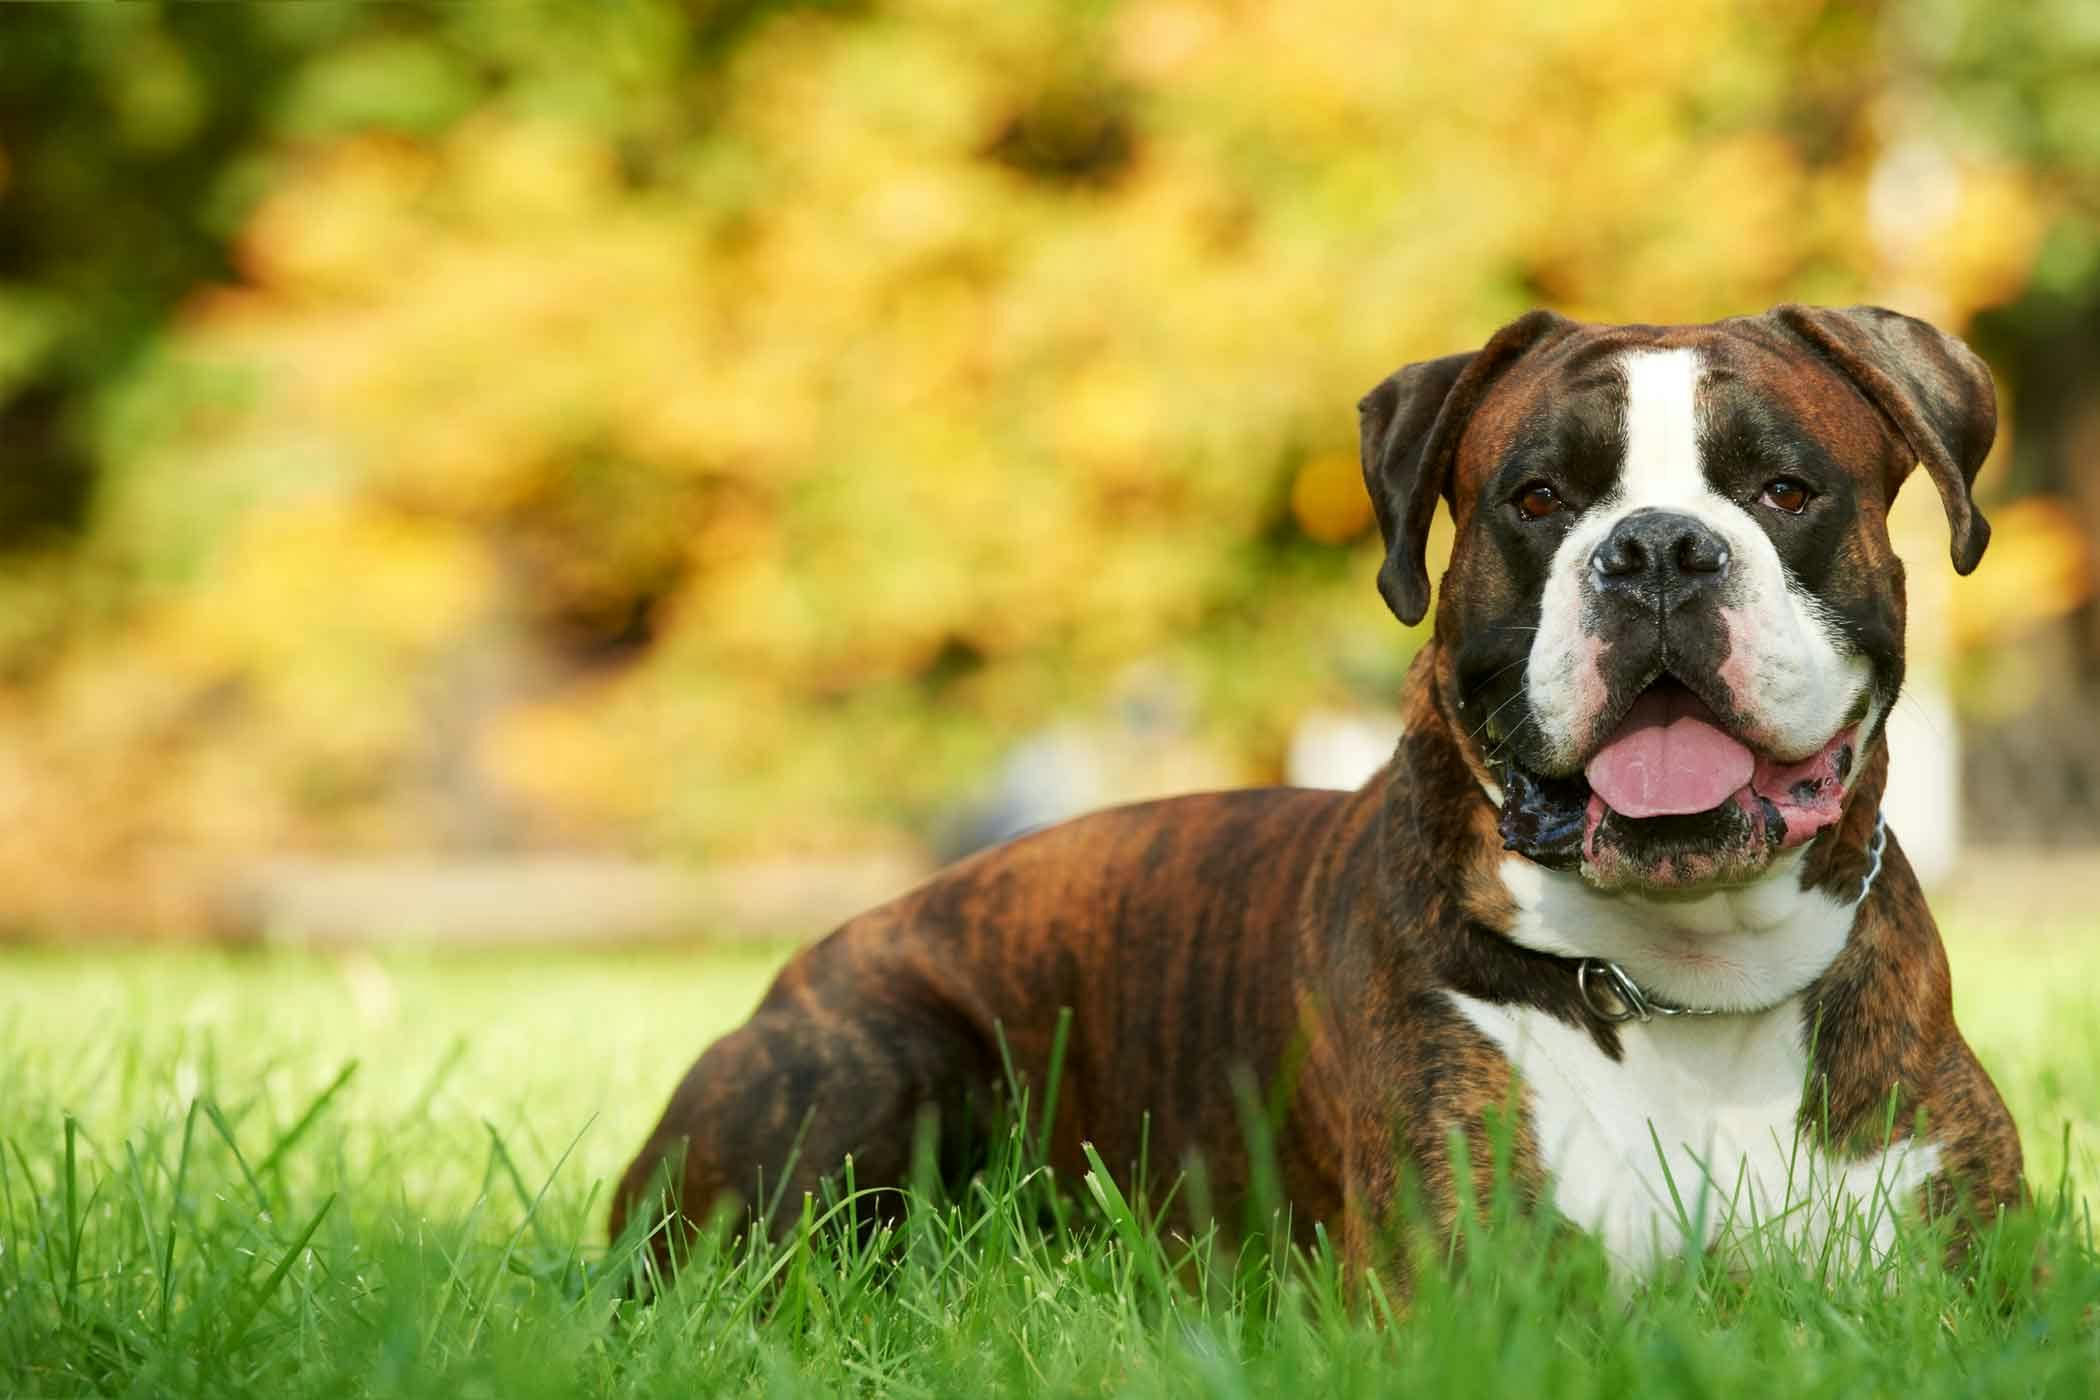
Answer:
[1848,811,1889,912]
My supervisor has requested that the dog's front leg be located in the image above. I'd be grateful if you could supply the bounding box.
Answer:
[1914,1033,2027,1263]
[1336,1033,1541,1308]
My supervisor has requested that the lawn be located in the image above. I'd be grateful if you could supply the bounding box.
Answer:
[3,915,2098,1397]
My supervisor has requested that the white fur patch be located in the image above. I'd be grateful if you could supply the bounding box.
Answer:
[1618,348,1711,509]
[1497,853,1854,1013]
[1450,988,1940,1278]
[1717,592,1872,764]
[1524,531,1610,770]
[1524,347,1870,767]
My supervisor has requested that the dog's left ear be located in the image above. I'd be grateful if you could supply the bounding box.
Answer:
[1359,309,1574,626]
[1770,304,1997,575]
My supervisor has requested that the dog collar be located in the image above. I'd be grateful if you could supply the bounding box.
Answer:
[1576,811,1889,1025]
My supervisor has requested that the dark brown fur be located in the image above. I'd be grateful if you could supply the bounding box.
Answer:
[612,308,2024,1290]
[610,644,2020,1282]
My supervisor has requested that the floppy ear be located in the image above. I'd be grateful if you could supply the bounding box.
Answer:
[1358,309,1573,625]
[1770,304,1997,574]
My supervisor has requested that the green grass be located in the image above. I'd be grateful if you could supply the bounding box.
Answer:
[3,920,2099,1397]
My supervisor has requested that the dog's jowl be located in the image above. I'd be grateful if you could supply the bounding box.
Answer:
[613,305,2022,1287]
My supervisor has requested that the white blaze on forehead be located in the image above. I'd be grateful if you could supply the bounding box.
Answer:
[1618,348,1711,508]
[1523,344,1870,769]
[1524,348,1721,768]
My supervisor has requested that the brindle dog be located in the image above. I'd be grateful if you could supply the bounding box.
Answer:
[612,306,2021,1289]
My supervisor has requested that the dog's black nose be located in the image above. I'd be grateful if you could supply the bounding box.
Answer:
[1591,509,1729,611]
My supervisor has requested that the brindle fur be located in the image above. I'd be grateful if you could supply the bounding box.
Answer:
[611,647,2019,1283]
[612,308,2023,1291]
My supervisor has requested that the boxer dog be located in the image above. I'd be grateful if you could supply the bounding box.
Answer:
[612,305,2023,1287]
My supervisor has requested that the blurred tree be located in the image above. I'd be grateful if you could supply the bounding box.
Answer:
[1921,0,2100,661]
[0,5,291,546]
[0,0,2086,930]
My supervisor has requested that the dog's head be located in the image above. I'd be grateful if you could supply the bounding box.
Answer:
[1361,306,1994,894]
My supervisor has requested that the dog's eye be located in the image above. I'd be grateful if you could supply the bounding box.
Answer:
[1759,477,1814,515]
[1515,483,1566,520]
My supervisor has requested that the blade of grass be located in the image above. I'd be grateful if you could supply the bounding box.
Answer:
[467,1115,594,1347]
[1035,1006,1073,1167]
[1082,1141,1170,1305]
[201,1099,270,1215]
[222,1194,336,1357]
[159,1099,200,1338]
[61,1113,79,1321]
[256,1060,359,1182]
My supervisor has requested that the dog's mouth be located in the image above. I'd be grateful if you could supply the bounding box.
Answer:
[1497,677,1860,892]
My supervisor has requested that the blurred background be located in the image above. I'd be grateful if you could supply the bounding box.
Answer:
[0,0,2093,946]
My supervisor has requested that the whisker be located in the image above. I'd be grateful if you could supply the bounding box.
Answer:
[1463,653,1532,698]
[1463,654,1535,739]
[1485,714,1538,766]
[1468,686,1531,741]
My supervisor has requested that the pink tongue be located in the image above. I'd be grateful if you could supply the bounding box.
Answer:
[1584,687,1756,819]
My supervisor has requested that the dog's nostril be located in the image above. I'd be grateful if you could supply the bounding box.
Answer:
[1595,537,1648,578]
[1677,534,1728,574]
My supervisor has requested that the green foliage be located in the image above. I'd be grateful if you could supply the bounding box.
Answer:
[2,924,2099,1395]
[1912,0,2100,186]
[0,1,2089,928]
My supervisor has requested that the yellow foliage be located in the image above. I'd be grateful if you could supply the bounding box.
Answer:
[236,137,439,300]
[1292,452,1375,545]
[1931,163,2052,315]
[1952,496,2095,652]
[4,0,2082,926]
[158,502,494,673]
[480,698,640,827]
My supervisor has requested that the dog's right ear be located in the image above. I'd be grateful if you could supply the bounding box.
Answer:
[1358,310,1573,625]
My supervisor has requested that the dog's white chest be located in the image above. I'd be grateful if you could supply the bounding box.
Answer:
[1448,993,1938,1276]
